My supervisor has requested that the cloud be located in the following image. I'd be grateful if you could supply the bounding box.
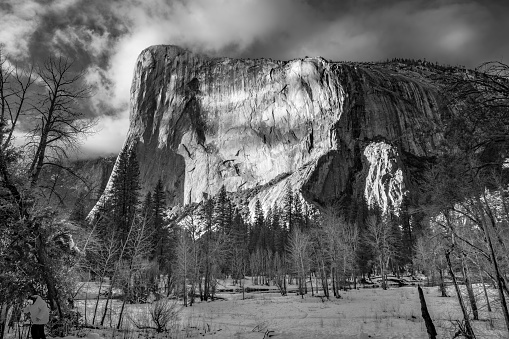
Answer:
[2,0,509,157]
[101,0,319,111]
[0,1,42,58]
[76,114,130,158]
[242,1,497,66]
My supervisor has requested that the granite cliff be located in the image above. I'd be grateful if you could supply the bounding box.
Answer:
[89,45,449,220]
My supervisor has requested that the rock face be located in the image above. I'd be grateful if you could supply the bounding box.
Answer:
[42,156,116,214]
[89,45,447,219]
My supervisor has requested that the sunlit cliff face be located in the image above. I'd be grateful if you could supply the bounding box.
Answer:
[89,45,445,220]
[363,142,406,215]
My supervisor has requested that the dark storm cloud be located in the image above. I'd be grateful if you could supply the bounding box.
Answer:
[241,0,509,67]
[27,0,124,67]
[1,0,508,156]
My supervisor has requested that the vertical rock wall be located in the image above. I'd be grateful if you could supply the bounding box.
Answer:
[88,45,445,220]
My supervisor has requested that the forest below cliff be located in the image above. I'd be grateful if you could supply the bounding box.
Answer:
[1,50,509,339]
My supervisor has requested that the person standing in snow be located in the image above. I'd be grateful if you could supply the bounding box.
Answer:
[23,295,49,339]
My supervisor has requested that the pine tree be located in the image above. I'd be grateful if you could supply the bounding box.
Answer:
[301,200,316,230]
[254,200,264,229]
[141,192,153,222]
[271,205,285,254]
[200,197,215,300]
[282,184,294,234]
[140,191,155,260]
[230,208,249,286]
[152,178,167,268]
[293,194,303,231]
[231,208,244,244]
[253,200,265,250]
[248,205,259,253]
[214,185,231,234]
[265,207,275,253]
[110,146,141,244]
[69,191,87,223]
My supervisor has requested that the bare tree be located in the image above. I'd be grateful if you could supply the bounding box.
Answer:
[273,252,288,296]
[338,218,359,290]
[413,230,448,296]
[116,216,153,329]
[175,229,193,306]
[319,209,341,297]
[309,228,330,299]
[26,56,95,188]
[445,248,476,339]
[88,230,121,325]
[287,228,311,298]
[175,209,202,306]
[365,214,396,290]
[0,51,36,149]
[250,249,262,286]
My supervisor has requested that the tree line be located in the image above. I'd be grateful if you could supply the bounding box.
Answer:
[80,146,416,313]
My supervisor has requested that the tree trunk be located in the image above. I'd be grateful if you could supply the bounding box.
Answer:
[100,280,115,326]
[117,261,135,330]
[380,258,386,290]
[335,271,341,298]
[198,276,203,301]
[418,285,437,339]
[117,298,126,329]
[84,287,88,325]
[283,273,287,296]
[299,277,303,298]
[323,270,329,299]
[445,251,476,339]
[242,276,245,300]
[36,233,63,318]
[462,258,478,320]
[480,274,492,312]
[189,282,195,306]
[92,279,104,324]
[439,269,448,297]
[331,267,337,298]
[481,210,509,334]
[183,279,188,307]
[29,131,48,188]
[309,272,314,297]
[0,304,13,339]
[204,265,209,301]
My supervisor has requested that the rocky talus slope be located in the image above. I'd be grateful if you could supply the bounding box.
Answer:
[89,45,450,219]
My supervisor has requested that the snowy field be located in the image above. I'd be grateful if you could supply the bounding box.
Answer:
[6,279,506,339]
[64,278,507,339]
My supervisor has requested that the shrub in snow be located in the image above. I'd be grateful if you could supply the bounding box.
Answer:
[129,299,181,333]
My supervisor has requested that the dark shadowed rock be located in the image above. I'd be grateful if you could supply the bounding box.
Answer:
[41,156,116,215]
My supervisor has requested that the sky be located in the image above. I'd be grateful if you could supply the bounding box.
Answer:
[1,0,508,158]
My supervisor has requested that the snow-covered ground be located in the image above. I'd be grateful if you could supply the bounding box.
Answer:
[6,279,506,339]
[171,286,504,338]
